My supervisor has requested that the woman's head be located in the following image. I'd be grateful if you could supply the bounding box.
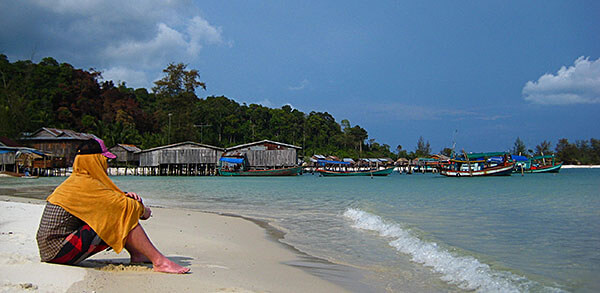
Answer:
[75,138,116,173]
[76,138,116,159]
[73,153,109,175]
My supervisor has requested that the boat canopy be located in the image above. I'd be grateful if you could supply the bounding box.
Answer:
[487,156,508,163]
[466,152,508,159]
[511,155,528,162]
[219,157,244,164]
[416,157,438,162]
[317,159,350,165]
[532,155,555,160]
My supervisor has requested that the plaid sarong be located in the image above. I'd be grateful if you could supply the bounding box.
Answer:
[49,224,109,264]
[36,203,108,264]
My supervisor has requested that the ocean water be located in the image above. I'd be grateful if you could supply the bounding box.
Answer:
[3,169,599,292]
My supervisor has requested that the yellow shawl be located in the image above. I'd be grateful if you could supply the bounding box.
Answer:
[47,154,144,253]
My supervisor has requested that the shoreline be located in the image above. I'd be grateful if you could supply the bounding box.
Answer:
[561,164,600,168]
[0,194,361,292]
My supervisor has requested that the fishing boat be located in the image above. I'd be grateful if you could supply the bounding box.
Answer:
[314,159,395,176]
[517,154,562,173]
[219,166,302,176]
[440,151,515,177]
[316,167,395,176]
[218,156,301,176]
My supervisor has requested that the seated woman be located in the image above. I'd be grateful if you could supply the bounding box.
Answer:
[36,138,189,274]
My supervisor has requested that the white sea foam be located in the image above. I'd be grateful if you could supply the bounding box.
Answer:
[344,208,536,292]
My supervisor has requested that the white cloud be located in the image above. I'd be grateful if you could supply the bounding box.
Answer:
[523,56,600,105]
[256,99,273,108]
[101,67,149,89]
[4,0,228,90]
[187,16,225,54]
[288,79,310,91]
[103,23,189,68]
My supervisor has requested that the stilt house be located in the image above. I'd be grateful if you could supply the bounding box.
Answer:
[19,128,97,166]
[138,142,224,175]
[109,144,142,166]
[224,140,301,170]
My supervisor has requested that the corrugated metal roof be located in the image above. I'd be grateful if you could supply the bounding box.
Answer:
[342,158,356,163]
[0,136,21,147]
[226,140,302,151]
[116,144,142,153]
[138,141,225,153]
[22,127,97,140]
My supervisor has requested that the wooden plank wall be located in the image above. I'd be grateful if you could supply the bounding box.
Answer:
[112,148,136,162]
[31,141,81,165]
[0,153,15,164]
[140,148,223,166]
[245,149,296,167]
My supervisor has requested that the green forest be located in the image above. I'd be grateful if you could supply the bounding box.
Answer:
[1,54,599,164]
[0,55,394,159]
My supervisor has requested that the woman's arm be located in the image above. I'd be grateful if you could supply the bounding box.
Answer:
[124,192,150,220]
[140,206,152,220]
[125,192,143,203]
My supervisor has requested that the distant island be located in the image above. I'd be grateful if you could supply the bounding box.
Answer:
[1,54,598,164]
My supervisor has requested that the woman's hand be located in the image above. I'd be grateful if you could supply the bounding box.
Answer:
[140,206,152,220]
[125,192,143,203]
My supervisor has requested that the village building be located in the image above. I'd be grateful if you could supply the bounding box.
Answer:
[109,144,142,166]
[0,137,19,173]
[223,140,302,170]
[138,141,224,176]
[1,136,48,175]
[19,127,97,167]
[106,144,143,176]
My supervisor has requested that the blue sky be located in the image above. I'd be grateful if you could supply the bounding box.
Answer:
[1,1,599,153]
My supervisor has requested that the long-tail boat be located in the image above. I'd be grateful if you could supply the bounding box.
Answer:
[514,154,562,173]
[316,166,395,176]
[315,159,395,176]
[440,151,515,177]
[218,156,301,176]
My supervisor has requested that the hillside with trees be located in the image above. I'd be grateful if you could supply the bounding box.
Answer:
[0,55,394,159]
[2,55,599,164]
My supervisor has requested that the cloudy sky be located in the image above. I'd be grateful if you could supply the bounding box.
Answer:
[1,0,599,152]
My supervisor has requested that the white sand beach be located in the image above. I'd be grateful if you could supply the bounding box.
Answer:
[0,196,347,292]
[561,165,600,168]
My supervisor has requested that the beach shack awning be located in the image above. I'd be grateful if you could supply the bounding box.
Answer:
[219,157,244,164]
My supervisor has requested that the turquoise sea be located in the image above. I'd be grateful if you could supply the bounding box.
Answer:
[3,168,599,292]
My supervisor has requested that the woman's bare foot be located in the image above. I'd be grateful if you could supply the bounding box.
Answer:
[130,253,151,264]
[153,257,190,274]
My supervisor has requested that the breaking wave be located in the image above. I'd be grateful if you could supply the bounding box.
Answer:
[343,208,561,292]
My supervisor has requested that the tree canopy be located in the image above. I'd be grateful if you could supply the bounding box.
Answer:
[0,55,396,160]
[2,55,598,163]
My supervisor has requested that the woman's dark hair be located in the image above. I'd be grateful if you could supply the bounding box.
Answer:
[76,139,103,155]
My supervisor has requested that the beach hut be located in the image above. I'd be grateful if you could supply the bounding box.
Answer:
[108,144,142,175]
[395,158,409,166]
[0,137,17,172]
[0,147,16,173]
[2,136,54,176]
[138,141,224,176]
[224,140,302,170]
[109,144,141,165]
[19,127,96,167]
